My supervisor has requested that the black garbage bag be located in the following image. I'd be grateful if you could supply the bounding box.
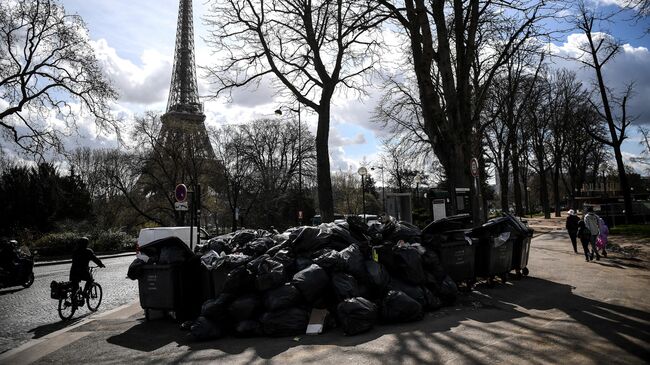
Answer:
[235,320,263,337]
[339,244,367,282]
[292,264,330,304]
[347,215,369,237]
[289,226,328,253]
[311,248,343,271]
[218,253,253,270]
[231,229,259,248]
[261,307,310,337]
[328,223,360,250]
[386,221,422,243]
[241,237,275,258]
[387,278,429,309]
[331,272,359,302]
[253,258,286,291]
[228,294,262,322]
[201,293,235,321]
[365,260,390,294]
[199,250,222,270]
[294,257,314,273]
[264,283,302,311]
[272,249,295,272]
[391,246,425,284]
[207,238,231,254]
[190,316,225,341]
[336,297,378,335]
[438,275,458,306]
[380,290,423,323]
[127,258,145,280]
[222,265,254,294]
[421,249,446,283]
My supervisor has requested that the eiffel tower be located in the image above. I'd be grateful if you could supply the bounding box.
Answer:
[160,0,214,160]
[139,0,217,225]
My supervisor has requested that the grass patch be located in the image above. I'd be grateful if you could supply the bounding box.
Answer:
[610,224,650,237]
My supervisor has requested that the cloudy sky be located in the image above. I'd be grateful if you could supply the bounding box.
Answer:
[48,0,650,174]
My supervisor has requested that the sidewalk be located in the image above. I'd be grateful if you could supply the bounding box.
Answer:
[2,232,648,365]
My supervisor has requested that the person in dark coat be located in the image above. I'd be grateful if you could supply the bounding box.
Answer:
[565,209,580,254]
[577,220,592,262]
[69,237,105,293]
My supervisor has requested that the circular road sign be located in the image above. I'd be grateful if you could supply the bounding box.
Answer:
[470,158,479,178]
[175,184,188,202]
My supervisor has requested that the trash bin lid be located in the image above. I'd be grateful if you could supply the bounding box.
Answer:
[422,214,472,236]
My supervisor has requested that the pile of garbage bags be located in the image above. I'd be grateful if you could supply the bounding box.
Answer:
[185,216,458,341]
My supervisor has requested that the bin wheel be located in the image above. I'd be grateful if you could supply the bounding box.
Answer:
[500,274,508,283]
[522,267,529,276]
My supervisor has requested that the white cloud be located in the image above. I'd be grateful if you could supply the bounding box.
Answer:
[91,39,172,106]
[548,33,650,125]
[329,129,366,147]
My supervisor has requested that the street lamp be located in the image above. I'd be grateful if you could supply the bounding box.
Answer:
[358,166,367,220]
[275,105,302,223]
[371,165,386,213]
[414,174,421,209]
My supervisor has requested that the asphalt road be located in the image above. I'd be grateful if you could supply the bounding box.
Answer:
[0,255,138,354]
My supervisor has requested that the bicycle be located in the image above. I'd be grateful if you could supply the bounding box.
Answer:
[57,266,103,321]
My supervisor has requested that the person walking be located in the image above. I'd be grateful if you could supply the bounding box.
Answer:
[597,217,609,258]
[565,209,580,254]
[584,207,601,261]
[577,219,592,261]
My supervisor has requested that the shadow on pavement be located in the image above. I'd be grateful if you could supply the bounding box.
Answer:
[104,276,650,364]
[0,287,26,296]
[29,314,89,339]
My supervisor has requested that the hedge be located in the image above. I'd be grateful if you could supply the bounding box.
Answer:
[32,230,135,257]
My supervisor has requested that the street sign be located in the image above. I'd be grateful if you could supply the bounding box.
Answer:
[175,201,189,211]
[175,184,188,202]
[470,158,479,178]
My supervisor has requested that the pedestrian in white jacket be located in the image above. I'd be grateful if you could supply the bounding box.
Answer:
[584,207,601,261]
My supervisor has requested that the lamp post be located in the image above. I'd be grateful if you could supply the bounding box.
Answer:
[371,165,386,213]
[358,166,367,220]
[414,174,421,209]
[275,105,302,223]
[526,186,531,218]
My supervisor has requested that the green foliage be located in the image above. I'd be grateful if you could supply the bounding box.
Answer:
[90,230,135,253]
[31,232,79,257]
[0,163,92,236]
[30,230,134,258]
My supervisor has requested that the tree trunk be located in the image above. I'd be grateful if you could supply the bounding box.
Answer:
[613,146,634,222]
[231,209,237,232]
[552,164,561,217]
[512,155,523,216]
[499,167,509,213]
[316,102,334,222]
[539,169,551,219]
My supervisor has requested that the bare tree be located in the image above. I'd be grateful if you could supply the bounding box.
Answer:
[377,0,550,223]
[0,0,119,156]
[572,2,636,221]
[631,126,650,173]
[204,0,386,222]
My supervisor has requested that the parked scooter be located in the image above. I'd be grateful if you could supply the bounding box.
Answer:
[0,240,35,289]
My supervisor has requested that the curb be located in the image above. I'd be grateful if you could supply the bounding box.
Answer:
[34,252,135,267]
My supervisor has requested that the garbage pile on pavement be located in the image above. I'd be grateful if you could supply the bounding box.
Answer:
[127,213,533,341]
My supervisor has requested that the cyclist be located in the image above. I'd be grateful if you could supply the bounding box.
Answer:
[69,237,105,294]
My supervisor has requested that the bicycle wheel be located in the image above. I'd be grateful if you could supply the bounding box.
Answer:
[58,291,76,320]
[86,282,103,312]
